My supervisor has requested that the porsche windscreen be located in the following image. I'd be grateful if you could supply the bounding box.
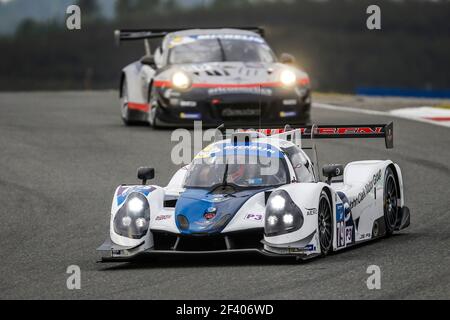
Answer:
[168,35,276,64]
[183,154,288,189]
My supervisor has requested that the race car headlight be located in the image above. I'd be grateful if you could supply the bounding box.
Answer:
[265,190,303,237]
[280,70,297,87]
[114,192,150,239]
[172,71,192,90]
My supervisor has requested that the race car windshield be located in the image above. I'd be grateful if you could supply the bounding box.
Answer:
[168,38,276,64]
[183,155,288,188]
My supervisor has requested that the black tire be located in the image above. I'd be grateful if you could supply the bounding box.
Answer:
[120,77,131,126]
[318,190,333,256]
[148,85,159,129]
[383,167,399,236]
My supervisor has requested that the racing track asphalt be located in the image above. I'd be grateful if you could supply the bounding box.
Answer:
[0,91,449,299]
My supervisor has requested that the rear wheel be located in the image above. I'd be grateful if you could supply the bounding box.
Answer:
[384,167,399,236]
[318,191,333,256]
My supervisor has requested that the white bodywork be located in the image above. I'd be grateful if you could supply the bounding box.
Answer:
[100,129,407,260]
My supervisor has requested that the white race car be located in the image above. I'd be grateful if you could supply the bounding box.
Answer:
[98,123,410,261]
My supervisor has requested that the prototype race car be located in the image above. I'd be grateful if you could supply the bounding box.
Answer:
[115,27,311,127]
[98,123,410,261]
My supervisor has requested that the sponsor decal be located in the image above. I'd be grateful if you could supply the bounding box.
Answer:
[336,203,346,248]
[194,34,265,44]
[155,81,301,89]
[336,196,356,248]
[304,244,316,252]
[180,100,197,107]
[282,99,298,106]
[155,214,172,221]
[349,169,382,209]
[247,178,263,185]
[337,221,346,248]
[168,34,265,49]
[245,214,263,221]
[222,108,260,117]
[345,226,353,244]
[179,112,201,120]
[306,208,318,216]
[298,127,384,135]
[279,111,297,118]
[222,144,277,155]
[336,203,345,222]
[168,35,197,48]
[208,87,273,96]
[359,232,372,241]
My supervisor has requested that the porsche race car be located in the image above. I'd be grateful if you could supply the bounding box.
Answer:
[98,123,410,261]
[116,27,311,127]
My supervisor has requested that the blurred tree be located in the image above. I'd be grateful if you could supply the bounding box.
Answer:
[77,0,100,18]
[115,0,163,20]
[115,0,135,20]
[212,0,250,9]
[164,0,178,11]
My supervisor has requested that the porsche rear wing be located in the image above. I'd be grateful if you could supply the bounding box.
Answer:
[114,26,265,45]
[221,123,394,149]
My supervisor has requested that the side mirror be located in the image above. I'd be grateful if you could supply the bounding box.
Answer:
[322,164,344,184]
[280,53,296,65]
[137,167,155,185]
[140,55,155,67]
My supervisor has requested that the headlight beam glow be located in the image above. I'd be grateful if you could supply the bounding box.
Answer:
[127,197,144,213]
[280,69,297,87]
[172,71,192,90]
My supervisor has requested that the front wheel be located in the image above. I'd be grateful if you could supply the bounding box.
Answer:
[148,85,159,128]
[383,167,399,236]
[120,77,131,126]
[318,190,333,256]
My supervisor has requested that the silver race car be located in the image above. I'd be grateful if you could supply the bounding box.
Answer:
[98,123,410,261]
[116,27,311,127]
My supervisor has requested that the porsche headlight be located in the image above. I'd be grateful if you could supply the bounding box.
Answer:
[172,71,192,90]
[114,192,150,239]
[280,69,297,87]
[265,190,303,236]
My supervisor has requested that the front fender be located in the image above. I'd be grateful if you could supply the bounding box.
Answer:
[109,185,164,248]
[122,61,156,104]
[264,182,331,249]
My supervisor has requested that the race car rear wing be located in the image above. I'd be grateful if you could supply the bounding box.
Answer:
[220,123,394,149]
[114,27,265,45]
[278,123,393,149]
